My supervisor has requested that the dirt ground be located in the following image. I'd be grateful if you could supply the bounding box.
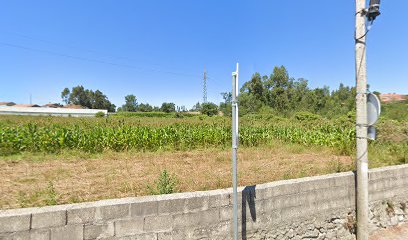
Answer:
[0,145,352,209]
[370,223,408,240]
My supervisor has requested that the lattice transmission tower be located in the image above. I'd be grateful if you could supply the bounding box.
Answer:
[203,66,207,103]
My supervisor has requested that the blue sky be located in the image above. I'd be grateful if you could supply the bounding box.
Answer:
[0,1,407,109]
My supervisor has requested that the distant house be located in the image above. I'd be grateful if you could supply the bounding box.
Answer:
[380,94,407,103]
[0,102,16,106]
[43,103,63,108]
[13,104,41,107]
[63,104,85,109]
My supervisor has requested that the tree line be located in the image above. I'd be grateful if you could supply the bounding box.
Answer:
[61,66,368,117]
[60,86,188,114]
[219,66,364,118]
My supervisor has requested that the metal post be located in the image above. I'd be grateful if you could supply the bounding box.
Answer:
[232,63,239,240]
[355,0,369,239]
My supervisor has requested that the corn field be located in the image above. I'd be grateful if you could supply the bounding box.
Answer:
[0,115,357,155]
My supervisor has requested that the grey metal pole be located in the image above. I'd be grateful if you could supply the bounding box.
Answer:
[355,0,369,239]
[232,63,239,240]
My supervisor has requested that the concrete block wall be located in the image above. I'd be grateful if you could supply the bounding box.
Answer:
[1,164,408,239]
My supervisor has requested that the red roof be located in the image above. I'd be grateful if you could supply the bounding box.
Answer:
[380,94,407,103]
[13,104,41,107]
[43,103,62,108]
[63,104,84,109]
[0,102,16,106]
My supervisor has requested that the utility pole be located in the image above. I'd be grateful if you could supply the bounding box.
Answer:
[231,63,239,240]
[355,0,369,239]
[203,66,207,103]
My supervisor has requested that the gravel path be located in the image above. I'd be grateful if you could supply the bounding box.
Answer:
[370,223,408,240]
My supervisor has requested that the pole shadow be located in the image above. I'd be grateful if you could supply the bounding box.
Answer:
[241,185,257,240]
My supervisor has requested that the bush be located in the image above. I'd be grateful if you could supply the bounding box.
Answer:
[95,112,105,118]
[200,102,219,116]
[147,170,178,195]
[294,111,321,121]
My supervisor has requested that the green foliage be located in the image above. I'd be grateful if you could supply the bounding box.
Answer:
[161,102,176,113]
[294,112,321,121]
[381,101,408,122]
[61,86,116,112]
[95,111,106,118]
[147,170,178,195]
[200,102,219,116]
[46,181,58,205]
[191,102,202,112]
[236,66,357,118]
[0,116,358,155]
[0,114,405,160]
[61,88,70,104]
[114,111,195,118]
[138,103,154,112]
[122,94,138,112]
[17,181,58,207]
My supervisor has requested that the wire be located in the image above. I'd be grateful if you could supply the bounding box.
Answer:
[0,42,202,78]
[2,31,150,64]
[355,20,374,40]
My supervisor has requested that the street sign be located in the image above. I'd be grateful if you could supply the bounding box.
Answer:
[367,93,381,126]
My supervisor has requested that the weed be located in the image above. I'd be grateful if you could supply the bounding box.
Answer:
[147,170,178,195]
[344,214,356,234]
[46,181,58,205]
[386,201,395,216]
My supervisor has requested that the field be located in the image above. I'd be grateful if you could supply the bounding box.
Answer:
[0,109,407,209]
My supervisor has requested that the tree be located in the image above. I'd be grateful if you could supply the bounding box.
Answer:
[201,102,219,116]
[241,73,264,101]
[69,86,90,107]
[61,88,70,104]
[161,102,176,113]
[219,92,232,116]
[61,86,116,112]
[122,94,138,112]
[191,102,201,112]
[138,103,153,112]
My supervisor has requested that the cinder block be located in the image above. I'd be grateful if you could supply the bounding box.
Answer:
[30,229,50,240]
[131,201,157,217]
[157,231,172,240]
[50,225,83,240]
[117,232,158,240]
[261,183,300,199]
[32,210,66,229]
[296,177,335,193]
[157,198,185,215]
[280,206,305,221]
[144,215,172,232]
[0,231,29,240]
[184,196,209,213]
[99,203,130,220]
[208,191,231,208]
[84,223,114,240]
[0,214,31,233]
[157,228,194,239]
[67,206,97,224]
[219,206,231,222]
[173,209,219,228]
[115,218,144,237]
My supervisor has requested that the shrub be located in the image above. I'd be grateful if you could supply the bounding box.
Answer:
[294,111,321,121]
[95,112,105,118]
[147,170,178,195]
[200,102,219,116]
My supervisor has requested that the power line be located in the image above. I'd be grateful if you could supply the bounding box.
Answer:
[3,31,148,64]
[0,41,202,78]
